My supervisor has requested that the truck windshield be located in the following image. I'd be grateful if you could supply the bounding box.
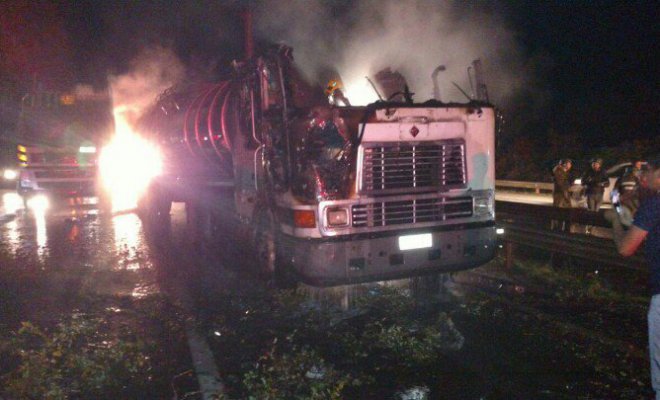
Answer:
[18,93,113,149]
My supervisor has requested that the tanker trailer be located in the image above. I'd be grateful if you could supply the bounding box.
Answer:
[137,46,497,287]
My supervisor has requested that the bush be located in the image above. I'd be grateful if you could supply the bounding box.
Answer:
[1,314,154,399]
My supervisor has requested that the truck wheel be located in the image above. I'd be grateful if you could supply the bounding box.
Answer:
[186,200,216,244]
[138,185,171,225]
[254,210,277,277]
[97,192,113,214]
[253,209,296,289]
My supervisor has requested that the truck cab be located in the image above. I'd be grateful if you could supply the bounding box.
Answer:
[229,50,497,286]
[15,90,112,208]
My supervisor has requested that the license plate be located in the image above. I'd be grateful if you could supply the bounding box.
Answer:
[398,233,432,251]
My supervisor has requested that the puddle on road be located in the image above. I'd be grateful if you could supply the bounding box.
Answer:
[0,196,159,304]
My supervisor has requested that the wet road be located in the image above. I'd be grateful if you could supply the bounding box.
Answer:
[1,190,154,289]
[0,188,260,329]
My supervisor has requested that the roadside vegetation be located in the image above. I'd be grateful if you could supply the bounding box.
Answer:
[206,286,464,399]
[468,254,651,398]
[0,267,193,400]
[1,251,653,399]
[204,253,652,399]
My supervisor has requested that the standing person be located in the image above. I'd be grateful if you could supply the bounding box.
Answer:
[582,158,610,211]
[608,159,660,398]
[616,157,646,214]
[552,159,573,208]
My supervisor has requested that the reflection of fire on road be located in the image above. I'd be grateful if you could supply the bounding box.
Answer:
[112,213,150,271]
[100,108,162,212]
[35,210,48,261]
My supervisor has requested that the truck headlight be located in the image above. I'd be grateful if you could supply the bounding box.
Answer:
[473,192,494,216]
[327,207,349,227]
[3,169,17,180]
[79,146,97,154]
[27,194,50,212]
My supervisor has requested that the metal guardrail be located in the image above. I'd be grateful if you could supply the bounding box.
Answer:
[496,180,553,193]
[496,200,609,227]
[496,200,646,271]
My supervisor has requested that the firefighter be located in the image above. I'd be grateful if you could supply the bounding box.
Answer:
[581,158,609,211]
[552,159,573,208]
[325,79,351,107]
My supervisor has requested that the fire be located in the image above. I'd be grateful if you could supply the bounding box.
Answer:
[342,77,380,106]
[99,110,162,212]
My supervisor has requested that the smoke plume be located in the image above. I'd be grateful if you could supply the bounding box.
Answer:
[108,47,184,130]
[255,0,526,106]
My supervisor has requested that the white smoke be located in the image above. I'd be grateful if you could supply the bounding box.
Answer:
[255,0,526,106]
[108,46,185,129]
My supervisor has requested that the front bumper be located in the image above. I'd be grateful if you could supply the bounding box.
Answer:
[279,221,496,287]
[18,180,98,198]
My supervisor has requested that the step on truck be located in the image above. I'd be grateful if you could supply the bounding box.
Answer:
[137,46,497,287]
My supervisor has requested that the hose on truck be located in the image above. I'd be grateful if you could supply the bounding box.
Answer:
[180,81,239,166]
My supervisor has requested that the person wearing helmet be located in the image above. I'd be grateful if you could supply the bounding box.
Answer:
[581,158,609,211]
[325,79,351,107]
[552,159,573,208]
[607,157,660,398]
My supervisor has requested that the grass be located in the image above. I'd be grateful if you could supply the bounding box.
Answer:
[0,267,194,400]
[206,286,464,399]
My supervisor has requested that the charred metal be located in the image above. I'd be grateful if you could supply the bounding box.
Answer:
[136,45,497,286]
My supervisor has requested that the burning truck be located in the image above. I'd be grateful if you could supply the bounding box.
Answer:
[133,46,497,287]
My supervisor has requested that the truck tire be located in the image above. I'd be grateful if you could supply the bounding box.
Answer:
[253,208,296,289]
[138,184,171,225]
[186,199,216,244]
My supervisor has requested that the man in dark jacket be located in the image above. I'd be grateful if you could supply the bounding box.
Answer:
[552,159,573,208]
[581,158,609,211]
[616,158,646,215]
[607,158,660,398]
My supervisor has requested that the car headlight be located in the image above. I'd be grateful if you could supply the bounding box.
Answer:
[327,207,349,227]
[473,192,494,216]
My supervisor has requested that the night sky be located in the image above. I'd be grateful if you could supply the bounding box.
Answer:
[499,1,658,145]
[1,0,658,147]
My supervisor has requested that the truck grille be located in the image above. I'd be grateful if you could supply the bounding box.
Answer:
[359,140,466,195]
[36,181,95,194]
[351,196,473,228]
[34,168,96,179]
